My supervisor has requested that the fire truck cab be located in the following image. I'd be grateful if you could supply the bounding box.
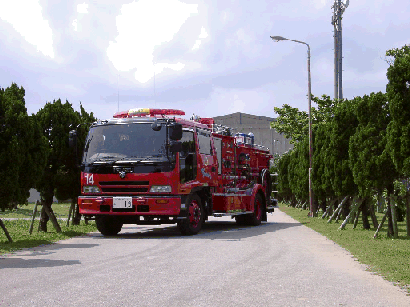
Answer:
[73,108,274,236]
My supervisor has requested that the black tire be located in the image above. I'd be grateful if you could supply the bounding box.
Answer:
[96,215,123,236]
[235,215,247,225]
[248,193,263,226]
[260,169,271,204]
[177,194,204,235]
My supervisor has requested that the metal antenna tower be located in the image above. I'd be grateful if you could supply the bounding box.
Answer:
[154,64,156,107]
[331,0,349,101]
[117,73,119,112]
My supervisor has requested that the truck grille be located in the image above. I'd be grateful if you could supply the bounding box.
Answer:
[99,181,149,193]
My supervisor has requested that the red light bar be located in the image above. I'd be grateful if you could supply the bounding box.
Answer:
[198,118,215,125]
[113,108,185,118]
[149,109,185,116]
[112,110,130,118]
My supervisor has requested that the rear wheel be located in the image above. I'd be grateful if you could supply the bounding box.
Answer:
[177,194,204,235]
[260,169,271,204]
[96,216,123,236]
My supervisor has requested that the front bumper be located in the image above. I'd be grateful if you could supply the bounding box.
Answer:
[78,195,184,216]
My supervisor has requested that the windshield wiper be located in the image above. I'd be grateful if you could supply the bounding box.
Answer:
[114,156,167,164]
[90,157,118,164]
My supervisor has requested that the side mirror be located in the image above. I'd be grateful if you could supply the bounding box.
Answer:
[69,130,77,148]
[170,141,182,153]
[151,119,162,131]
[169,123,183,140]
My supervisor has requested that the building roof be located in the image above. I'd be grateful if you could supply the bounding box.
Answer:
[213,112,276,123]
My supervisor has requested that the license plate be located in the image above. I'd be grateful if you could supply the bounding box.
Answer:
[113,197,133,208]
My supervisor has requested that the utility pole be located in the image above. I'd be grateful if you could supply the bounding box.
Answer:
[331,0,349,101]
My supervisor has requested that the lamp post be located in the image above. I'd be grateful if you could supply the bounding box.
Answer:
[270,35,314,217]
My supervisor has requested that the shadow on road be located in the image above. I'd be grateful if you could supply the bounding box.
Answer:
[91,219,302,240]
[0,243,99,269]
[0,258,80,269]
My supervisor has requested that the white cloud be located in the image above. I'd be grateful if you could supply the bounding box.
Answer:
[0,0,54,58]
[199,27,208,39]
[235,28,252,45]
[72,19,78,31]
[313,56,334,83]
[135,62,185,83]
[207,86,274,117]
[344,68,388,89]
[224,28,262,60]
[192,40,202,50]
[77,3,89,14]
[221,11,233,23]
[312,0,331,10]
[107,0,198,84]
[192,26,208,50]
[155,62,185,74]
[72,3,89,33]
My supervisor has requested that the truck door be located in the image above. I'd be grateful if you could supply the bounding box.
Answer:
[180,129,197,184]
[197,128,218,184]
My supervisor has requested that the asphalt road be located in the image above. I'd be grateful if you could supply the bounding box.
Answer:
[1,209,409,307]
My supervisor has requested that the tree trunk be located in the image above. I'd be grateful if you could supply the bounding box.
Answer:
[335,200,345,223]
[341,197,351,221]
[407,193,410,237]
[374,210,389,239]
[352,211,358,225]
[353,210,361,229]
[67,201,74,227]
[39,195,52,232]
[361,198,371,230]
[0,218,12,242]
[368,201,379,229]
[322,199,335,219]
[29,200,39,235]
[386,192,394,237]
[39,195,61,233]
[73,202,81,225]
[377,192,384,213]
[320,199,326,215]
[311,191,318,217]
[339,198,362,230]
[396,196,405,222]
[328,196,348,223]
[328,198,335,217]
[290,196,296,207]
[348,197,358,223]
[43,202,62,233]
[390,196,399,238]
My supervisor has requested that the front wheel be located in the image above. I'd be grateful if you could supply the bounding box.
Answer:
[248,193,263,226]
[96,216,123,236]
[177,194,204,235]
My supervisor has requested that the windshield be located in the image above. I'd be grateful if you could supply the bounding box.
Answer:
[82,123,168,165]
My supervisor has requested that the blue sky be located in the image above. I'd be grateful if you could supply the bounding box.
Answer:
[0,0,408,121]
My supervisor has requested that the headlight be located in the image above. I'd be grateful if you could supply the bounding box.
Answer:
[149,185,172,193]
[83,186,101,193]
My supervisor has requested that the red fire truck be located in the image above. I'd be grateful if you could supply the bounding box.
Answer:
[72,108,274,236]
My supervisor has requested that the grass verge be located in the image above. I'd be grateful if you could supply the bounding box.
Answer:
[0,219,97,255]
[279,203,410,293]
[0,203,71,219]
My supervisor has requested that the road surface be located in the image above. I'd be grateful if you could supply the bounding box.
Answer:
[1,209,409,306]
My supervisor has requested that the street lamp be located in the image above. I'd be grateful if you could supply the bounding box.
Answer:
[270,35,314,217]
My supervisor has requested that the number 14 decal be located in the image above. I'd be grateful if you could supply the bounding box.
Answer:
[85,173,94,185]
